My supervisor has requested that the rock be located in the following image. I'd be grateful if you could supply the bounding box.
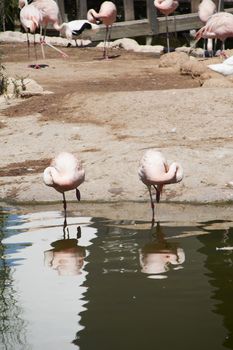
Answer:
[159,51,190,69]
[180,59,207,77]
[202,78,233,88]
[97,38,164,54]
[5,77,53,98]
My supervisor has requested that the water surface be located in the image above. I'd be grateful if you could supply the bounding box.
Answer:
[0,207,233,350]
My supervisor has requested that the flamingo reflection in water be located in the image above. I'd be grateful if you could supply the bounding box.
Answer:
[139,222,185,279]
[44,231,86,276]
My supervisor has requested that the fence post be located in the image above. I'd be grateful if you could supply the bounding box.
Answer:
[76,0,88,19]
[146,0,158,44]
[124,0,135,20]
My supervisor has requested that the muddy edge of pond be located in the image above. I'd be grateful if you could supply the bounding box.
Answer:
[1,201,233,223]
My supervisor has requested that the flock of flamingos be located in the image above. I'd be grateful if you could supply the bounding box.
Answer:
[16,0,233,225]
[19,0,233,60]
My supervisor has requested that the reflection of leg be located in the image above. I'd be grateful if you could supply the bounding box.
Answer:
[62,192,69,238]
[148,186,155,227]
[77,226,81,239]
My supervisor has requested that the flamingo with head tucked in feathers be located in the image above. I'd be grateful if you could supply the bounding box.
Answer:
[138,149,183,225]
[43,152,85,231]
[154,0,179,52]
[87,1,117,59]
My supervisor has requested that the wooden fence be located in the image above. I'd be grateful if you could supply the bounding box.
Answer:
[57,0,233,42]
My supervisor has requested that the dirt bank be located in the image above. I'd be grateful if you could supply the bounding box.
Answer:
[1,41,233,206]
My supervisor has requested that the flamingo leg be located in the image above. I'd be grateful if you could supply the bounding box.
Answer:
[76,188,81,201]
[33,33,38,61]
[26,31,30,60]
[165,15,170,53]
[103,25,109,59]
[40,25,45,59]
[153,185,161,203]
[148,186,155,227]
[45,41,69,58]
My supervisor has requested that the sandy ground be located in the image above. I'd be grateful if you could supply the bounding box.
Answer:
[1,38,233,211]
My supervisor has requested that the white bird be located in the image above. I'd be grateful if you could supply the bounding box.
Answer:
[58,20,99,47]
[138,149,183,225]
[208,54,233,75]
[43,152,85,223]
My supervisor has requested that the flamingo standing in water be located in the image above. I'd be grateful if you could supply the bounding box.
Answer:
[87,1,117,59]
[198,0,216,56]
[19,0,67,60]
[154,0,179,52]
[43,152,85,232]
[195,11,233,53]
[138,149,183,225]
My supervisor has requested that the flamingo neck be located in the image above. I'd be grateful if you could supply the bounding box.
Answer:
[87,9,99,23]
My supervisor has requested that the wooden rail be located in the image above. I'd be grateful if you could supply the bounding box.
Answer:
[92,7,233,41]
[57,1,233,41]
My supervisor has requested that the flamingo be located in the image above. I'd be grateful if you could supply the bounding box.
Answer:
[198,0,216,56]
[195,12,233,53]
[154,0,179,53]
[19,1,42,61]
[43,152,85,232]
[138,149,183,225]
[58,20,99,47]
[87,1,117,59]
[19,0,68,59]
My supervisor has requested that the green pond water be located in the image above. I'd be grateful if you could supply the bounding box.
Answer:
[0,207,233,350]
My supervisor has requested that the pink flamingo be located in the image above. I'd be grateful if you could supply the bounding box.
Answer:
[19,0,67,59]
[43,152,85,231]
[154,0,179,52]
[19,1,42,61]
[138,149,183,225]
[195,12,233,53]
[87,1,117,59]
[198,0,216,56]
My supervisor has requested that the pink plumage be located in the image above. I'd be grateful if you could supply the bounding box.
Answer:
[196,12,233,46]
[154,0,178,17]
[87,1,117,59]
[138,149,183,224]
[198,0,216,23]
